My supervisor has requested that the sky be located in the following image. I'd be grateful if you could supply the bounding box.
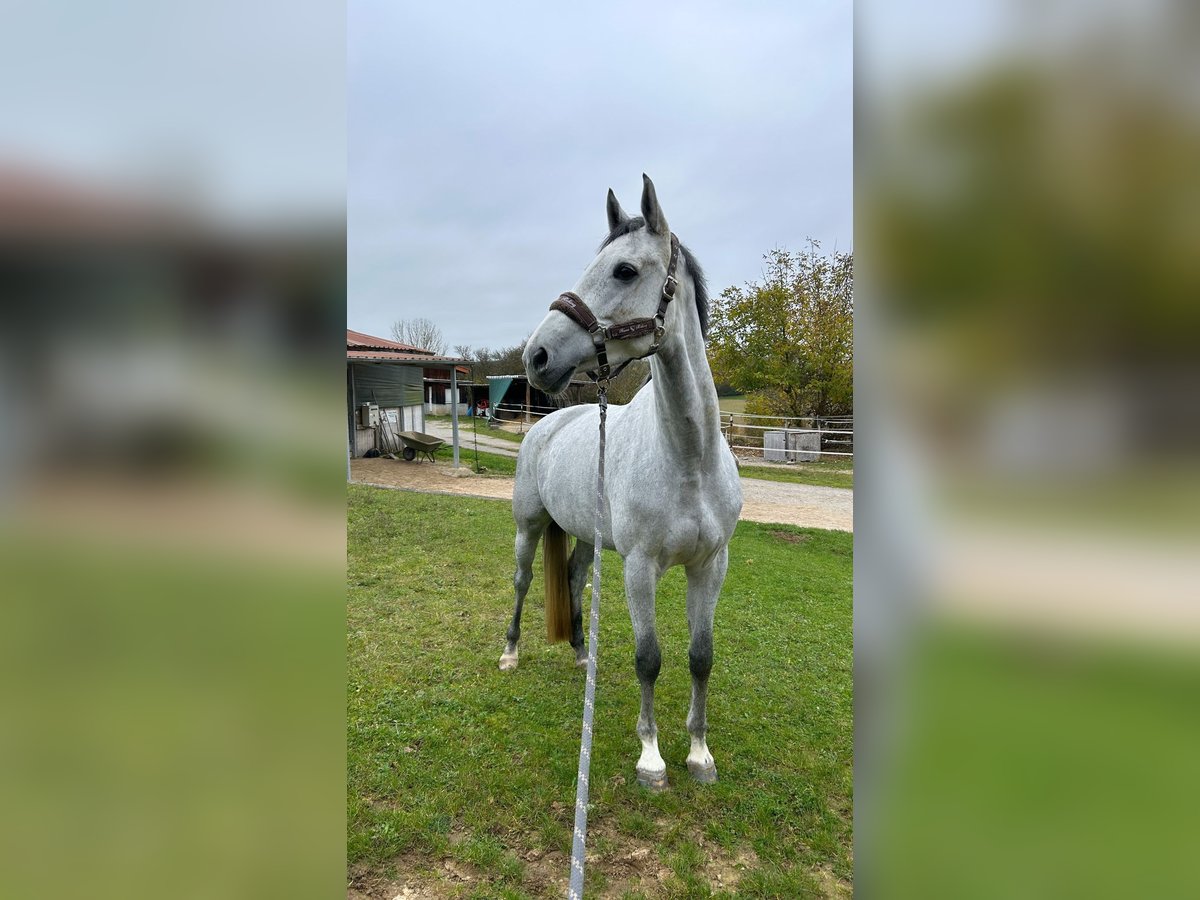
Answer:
[347,0,852,353]
[1,1,345,223]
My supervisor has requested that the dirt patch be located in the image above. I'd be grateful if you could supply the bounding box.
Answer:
[352,458,513,502]
[814,865,854,899]
[347,853,467,899]
[351,458,853,531]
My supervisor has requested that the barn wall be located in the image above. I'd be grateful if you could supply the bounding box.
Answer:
[350,363,422,407]
[350,404,425,458]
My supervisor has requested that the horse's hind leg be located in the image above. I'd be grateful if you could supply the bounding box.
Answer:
[624,552,667,792]
[499,519,545,671]
[683,547,728,784]
[567,540,592,668]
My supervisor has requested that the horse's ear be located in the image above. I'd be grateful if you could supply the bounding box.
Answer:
[640,173,667,235]
[606,188,629,232]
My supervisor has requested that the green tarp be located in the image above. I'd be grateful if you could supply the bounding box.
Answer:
[487,375,515,410]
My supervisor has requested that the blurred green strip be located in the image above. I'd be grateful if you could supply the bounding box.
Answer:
[0,533,345,900]
[876,626,1200,899]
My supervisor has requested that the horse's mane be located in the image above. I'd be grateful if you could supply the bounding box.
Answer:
[599,217,709,340]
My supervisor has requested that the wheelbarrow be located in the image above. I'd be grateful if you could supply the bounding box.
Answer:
[395,430,445,463]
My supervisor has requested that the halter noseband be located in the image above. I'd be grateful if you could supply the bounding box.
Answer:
[549,233,681,384]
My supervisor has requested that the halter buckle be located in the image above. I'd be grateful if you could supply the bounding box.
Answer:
[662,275,677,299]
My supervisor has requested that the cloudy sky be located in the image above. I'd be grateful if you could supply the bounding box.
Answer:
[348,0,852,353]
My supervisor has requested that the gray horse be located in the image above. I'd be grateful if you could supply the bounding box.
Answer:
[498,175,742,790]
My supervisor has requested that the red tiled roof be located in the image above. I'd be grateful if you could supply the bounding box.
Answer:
[346,329,430,354]
[347,330,469,374]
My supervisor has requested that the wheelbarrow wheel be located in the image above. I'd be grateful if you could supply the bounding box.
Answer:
[402,446,416,461]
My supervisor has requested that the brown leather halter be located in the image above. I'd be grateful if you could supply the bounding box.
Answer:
[549,232,681,384]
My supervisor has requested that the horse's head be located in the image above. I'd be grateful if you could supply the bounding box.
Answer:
[524,174,677,394]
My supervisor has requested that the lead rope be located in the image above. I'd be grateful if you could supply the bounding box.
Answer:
[567,381,608,900]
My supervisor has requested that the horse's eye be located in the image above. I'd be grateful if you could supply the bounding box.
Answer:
[613,263,638,282]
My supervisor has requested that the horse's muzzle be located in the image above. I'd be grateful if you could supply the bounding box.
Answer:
[524,344,573,395]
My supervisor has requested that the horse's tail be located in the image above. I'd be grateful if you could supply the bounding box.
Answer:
[544,521,572,643]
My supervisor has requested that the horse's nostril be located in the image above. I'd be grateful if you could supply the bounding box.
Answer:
[532,346,549,370]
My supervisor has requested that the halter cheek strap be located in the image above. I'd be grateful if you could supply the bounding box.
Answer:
[549,233,681,384]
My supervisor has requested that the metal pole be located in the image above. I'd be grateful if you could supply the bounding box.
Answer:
[450,364,460,468]
[348,364,357,476]
[525,378,531,426]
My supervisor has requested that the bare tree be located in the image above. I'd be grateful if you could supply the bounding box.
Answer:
[390,317,447,354]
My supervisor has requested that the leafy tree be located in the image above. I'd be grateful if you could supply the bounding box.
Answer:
[390,317,446,354]
[707,242,853,419]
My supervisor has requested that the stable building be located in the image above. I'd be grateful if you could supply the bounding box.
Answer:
[347,329,469,458]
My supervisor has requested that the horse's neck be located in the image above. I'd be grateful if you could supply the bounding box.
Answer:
[646,275,722,463]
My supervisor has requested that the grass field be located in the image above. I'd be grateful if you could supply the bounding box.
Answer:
[462,448,519,477]
[717,395,748,415]
[347,486,853,898]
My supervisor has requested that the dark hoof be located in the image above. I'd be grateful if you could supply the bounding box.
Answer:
[636,768,669,793]
[687,761,718,784]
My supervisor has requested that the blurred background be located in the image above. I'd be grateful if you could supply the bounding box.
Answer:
[0,3,345,899]
[5,1,1199,898]
[857,0,1200,897]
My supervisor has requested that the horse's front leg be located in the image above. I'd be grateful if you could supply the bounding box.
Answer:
[624,552,667,792]
[684,546,728,783]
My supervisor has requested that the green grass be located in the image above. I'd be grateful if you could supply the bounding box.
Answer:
[718,395,748,415]
[429,415,528,442]
[738,461,853,491]
[469,449,518,477]
[479,426,528,444]
[878,627,1200,898]
[347,486,852,897]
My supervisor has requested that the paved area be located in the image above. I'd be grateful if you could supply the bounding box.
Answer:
[422,419,521,457]
[351,458,852,531]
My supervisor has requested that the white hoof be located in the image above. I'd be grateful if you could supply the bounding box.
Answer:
[499,652,519,671]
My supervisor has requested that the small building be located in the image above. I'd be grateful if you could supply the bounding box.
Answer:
[423,367,474,415]
[347,330,469,458]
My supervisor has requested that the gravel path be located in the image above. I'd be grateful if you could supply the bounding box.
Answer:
[351,458,852,531]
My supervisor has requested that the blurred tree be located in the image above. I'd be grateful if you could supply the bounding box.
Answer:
[707,243,854,418]
[390,317,446,354]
